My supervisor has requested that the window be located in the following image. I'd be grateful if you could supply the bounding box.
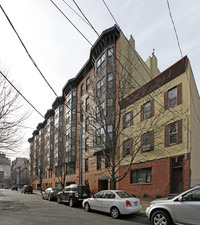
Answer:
[72,90,76,103]
[59,105,63,116]
[164,84,182,109]
[144,102,150,119]
[165,120,182,147]
[72,108,76,120]
[50,117,54,126]
[182,188,200,201]
[96,53,106,73]
[71,126,76,137]
[86,77,90,91]
[141,131,154,151]
[104,191,115,199]
[141,100,154,121]
[81,83,84,96]
[85,138,89,152]
[107,98,113,107]
[130,168,152,184]
[95,127,105,145]
[107,125,113,140]
[96,101,105,119]
[85,158,88,172]
[96,77,105,94]
[86,97,89,111]
[123,139,132,156]
[168,87,177,108]
[66,94,71,104]
[107,73,113,89]
[95,191,104,198]
[71,145,76,156]
[169,122,177,145]
[107,48,113,58]
[97,154,101,170]
[123,111,133,128]
[66,163,75,175]
[85,117,89,132]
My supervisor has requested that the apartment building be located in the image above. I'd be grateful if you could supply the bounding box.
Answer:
[119,56,200,197]
[28,25,200,196]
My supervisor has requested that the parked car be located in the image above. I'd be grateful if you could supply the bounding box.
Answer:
[82,190,142,219]
[21,185,33,194]
[57,184,90,207]
[42,187,62,201]
[146,186,200,225]
[11,185,18,191]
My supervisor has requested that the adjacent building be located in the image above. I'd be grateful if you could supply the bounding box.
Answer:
[119,56,200,197]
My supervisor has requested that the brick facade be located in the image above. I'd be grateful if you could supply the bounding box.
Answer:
[119,154,190,197]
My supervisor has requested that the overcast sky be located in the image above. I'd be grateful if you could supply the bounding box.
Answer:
[0,0,200,160]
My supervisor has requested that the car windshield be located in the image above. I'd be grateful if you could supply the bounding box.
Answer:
[116,191,132,198]
[52,188,61,192]
[77,186,86,193]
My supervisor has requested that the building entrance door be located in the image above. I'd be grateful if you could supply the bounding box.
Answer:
[98,179,108,192]
[172,167,183,193]
[171,156,184,194]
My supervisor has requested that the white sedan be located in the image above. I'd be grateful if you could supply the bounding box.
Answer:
[82,190,142,219]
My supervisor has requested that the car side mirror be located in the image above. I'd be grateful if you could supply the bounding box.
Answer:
[178,196,183,202]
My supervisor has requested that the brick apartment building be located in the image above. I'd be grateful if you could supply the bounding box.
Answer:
[28,25,200,197]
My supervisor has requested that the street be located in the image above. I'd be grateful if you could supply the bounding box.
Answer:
[0,189,150,225]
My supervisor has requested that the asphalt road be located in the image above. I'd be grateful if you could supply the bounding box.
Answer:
[0,189,150,225]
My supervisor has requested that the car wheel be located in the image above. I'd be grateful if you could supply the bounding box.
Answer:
[48,195,52,201]
[57,197,61,204]
[151,210,171,225]
[111,207,120,219]
[69,198,74,207]
[84,202,90,212]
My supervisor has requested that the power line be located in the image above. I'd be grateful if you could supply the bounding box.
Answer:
[166,0,183,58]
[61,0,90,26]
[101,0,120,28]
[0,4,58,97]
[0,70,44,119]
[72,0,100,36]
[50,0,93,45]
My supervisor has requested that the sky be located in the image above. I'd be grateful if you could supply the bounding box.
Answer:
[0,0,200,160]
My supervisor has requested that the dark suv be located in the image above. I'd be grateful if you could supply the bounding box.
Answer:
[57,184,90,207]
[21,185,33,194]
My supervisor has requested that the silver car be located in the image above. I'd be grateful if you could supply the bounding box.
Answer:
[82,190,142,219]
[146,186,200,225]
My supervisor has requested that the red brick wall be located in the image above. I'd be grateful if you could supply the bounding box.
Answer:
[119,154,190,198]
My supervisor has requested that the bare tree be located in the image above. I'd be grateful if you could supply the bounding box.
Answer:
[0,68,29,155]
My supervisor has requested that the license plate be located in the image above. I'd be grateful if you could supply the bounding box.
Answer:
[134,202,138,206]
[83,193,87,196]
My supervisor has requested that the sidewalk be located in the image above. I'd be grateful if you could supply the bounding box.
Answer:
[137,198,152,216]
[33,190,152,216]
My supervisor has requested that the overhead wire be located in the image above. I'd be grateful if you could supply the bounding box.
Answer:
[0,5,58,98]
[166,0,183,58]
[50,0,92,45]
